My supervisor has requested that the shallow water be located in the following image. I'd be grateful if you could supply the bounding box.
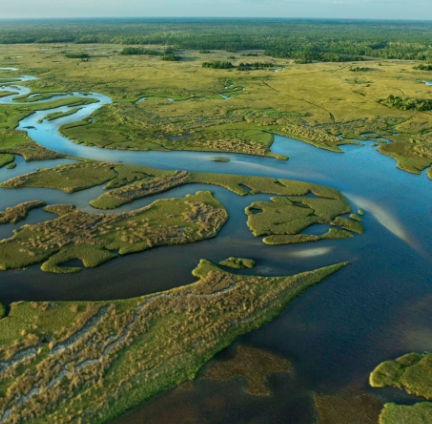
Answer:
[1,73,432,423]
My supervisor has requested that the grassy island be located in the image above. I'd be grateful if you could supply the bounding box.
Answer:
[0,200,46,225]
[0,259,347,424]
[0,161,363,249]
[245,195,362,245]
[0,192,227,273]
[370,352,432,423]
[219,257,256,269]
[0,154,14,168]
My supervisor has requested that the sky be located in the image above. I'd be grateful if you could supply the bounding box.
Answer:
[1,0,431,20]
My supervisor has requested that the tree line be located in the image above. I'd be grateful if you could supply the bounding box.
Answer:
[2,19,432,62]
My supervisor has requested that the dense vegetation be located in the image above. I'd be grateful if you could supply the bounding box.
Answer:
[120,47,159,55]
[382,94,432,111]
[238,62,274,70]
[414,63,432,71]
[1,19,432,62]
[349,66,371,72]
[202,61,234,69]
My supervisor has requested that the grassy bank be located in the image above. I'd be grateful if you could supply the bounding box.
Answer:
[0,259,347,424]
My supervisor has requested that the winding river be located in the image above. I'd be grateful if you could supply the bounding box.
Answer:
[1,70,432,423]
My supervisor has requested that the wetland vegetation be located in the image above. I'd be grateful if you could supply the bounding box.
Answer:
[370,352,432,423]
[1,38,432,176]
[1,18,432,424]
[0,259,346,423]
[0,200,46,225]
[203,345,291,396]
[219,257,256,270]
[0,192,228,273]
[0,161,362,250]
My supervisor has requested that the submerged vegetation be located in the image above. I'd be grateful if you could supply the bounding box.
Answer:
[314,390,382,424]
[204,345,291,396]
[0,259,346,424]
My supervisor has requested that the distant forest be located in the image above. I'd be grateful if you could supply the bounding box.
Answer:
[1,18,432,62]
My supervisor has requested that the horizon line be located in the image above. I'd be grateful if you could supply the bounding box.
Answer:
[1,16,432,22]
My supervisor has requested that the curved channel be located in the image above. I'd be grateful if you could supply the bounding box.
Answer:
[1,69,432,423]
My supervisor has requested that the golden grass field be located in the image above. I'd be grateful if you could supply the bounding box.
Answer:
[0,44,431,174]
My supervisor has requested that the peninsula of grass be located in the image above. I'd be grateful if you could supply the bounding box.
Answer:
[378,402,432,424]
[43,107,84,122]
[0,153,14,168]
[0,259,347,424]
[370,352,432,424]
[0,200,46,225]
[44,204,77,216]
[0,93,97,162]
[263,228,353,246]
[0,192,228,273]
[204,345,291,396]
[0,87,97,161]
[219,257,255,269]
[370,352,432,399]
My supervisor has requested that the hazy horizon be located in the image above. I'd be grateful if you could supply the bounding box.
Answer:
[2,0,432,21]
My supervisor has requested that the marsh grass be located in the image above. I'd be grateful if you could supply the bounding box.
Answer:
[219,257,255,269]
[370,352,432,423]
[0,259,347,424]
[244,192,360,245]
[0,200,46,225]
[0,154,14,168]
[0,192,228,273]
[2,45,432,174]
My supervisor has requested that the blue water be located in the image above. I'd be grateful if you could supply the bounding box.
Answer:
[1,70,432,423]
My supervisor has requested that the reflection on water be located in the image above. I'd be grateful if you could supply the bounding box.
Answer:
[1,73,432,423]
[345,193,412,247]
[290,247,333,258]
